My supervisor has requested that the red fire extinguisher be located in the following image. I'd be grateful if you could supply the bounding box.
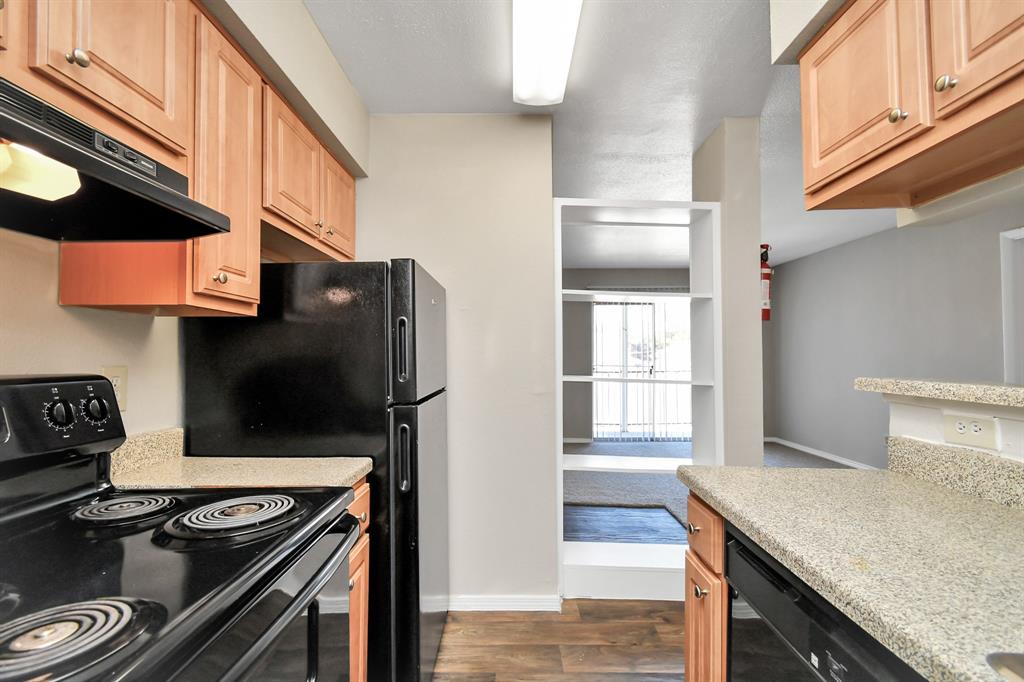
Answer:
[760,243,772,321]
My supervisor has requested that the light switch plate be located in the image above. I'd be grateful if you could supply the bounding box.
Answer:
[942,413,998,450]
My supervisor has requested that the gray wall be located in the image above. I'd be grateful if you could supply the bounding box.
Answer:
[763,203,1020,467]
[562,268,689,440]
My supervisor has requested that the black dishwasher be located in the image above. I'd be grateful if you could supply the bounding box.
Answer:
[725,523,926,682]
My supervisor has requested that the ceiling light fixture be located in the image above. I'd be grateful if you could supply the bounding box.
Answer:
[513,0,583,106]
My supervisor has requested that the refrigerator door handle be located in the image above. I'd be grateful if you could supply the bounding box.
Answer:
[398,423,412,493]
[397,316,410,383]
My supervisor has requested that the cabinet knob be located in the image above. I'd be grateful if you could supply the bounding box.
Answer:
[326,227,335,236]
[64,48,91,68]
[315,219,324,228]
[693,585,708,599]
[888,108,909,123]
[212,272,229,284]
[934,74,958,92]
[685,522,700,535]
[359,512,367,523]
[348,579,356,592]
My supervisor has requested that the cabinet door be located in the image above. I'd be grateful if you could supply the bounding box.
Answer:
[0,0,8,51]
[192,15,261,303]
[684,550,727,682]
[930,0,1024,118]
[320,149,356,258]
[263,86,321,238]
[30,0,190,151]
[349,534,370,682]
[801,0,931,191]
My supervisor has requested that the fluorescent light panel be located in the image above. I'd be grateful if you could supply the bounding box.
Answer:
[513,0,583,106]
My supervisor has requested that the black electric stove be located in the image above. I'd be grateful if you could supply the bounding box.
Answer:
[0,376,360,682]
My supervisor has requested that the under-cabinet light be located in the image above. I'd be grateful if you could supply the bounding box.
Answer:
[0,142,81,201]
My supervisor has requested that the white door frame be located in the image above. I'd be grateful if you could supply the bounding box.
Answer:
[553,198,723,599]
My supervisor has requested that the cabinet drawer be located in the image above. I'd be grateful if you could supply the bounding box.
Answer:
[686,494,724,574]
[350,480,370,534]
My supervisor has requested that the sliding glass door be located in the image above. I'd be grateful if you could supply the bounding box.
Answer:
[592,301,691,441]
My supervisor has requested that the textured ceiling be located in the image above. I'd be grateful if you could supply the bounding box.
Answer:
[305,0,772,201]
[305,0,897,265]
[759,67,896,264]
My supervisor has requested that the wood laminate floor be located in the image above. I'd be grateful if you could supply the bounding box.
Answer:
[435,599,815,681]
[435,599,684,681]
[563,506,685,544]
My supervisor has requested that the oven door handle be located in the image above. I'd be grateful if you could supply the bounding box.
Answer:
[219,520,361,682]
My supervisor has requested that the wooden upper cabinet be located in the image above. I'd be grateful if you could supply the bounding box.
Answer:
[0,0,8,51]
[684,550,727,682]
[929,0,1024,119]
[801,0,931,191]
[263,85,321,238]
[349,533,370,682]
[29,0,190,153]
[321,149,356,258]
[192,13,261,303]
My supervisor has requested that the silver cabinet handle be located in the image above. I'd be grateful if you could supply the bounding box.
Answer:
[212,272,229,284]
[358,512,367,523]
[888,108,909,123]
[65,48,91,68]
[693,584,708,599]
[326,227,335,236]
[315,219,324,228]
[934,74,958,92]
[348,579,355,592]
[685,522,700,535]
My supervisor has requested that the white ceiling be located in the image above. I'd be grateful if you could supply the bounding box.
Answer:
[305,0,898,266]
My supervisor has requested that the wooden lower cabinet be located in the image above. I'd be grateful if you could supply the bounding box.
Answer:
[685,549,728,682]
[349,533,370,682]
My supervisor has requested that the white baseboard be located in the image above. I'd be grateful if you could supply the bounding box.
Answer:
[448,594,562,612]
[562,437,593,444]
[764,437,876,470]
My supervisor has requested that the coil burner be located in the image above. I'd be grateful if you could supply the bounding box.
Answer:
[157,494,307,548]
[73,496,178,525]
[0,598,164,681]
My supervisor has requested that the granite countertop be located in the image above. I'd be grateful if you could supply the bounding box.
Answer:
[110,428,373,490]
[677,465,1024,682]
[855,377,1024,408]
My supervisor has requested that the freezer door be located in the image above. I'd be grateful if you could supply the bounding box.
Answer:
[391,393,449,682]
[390,259,446,404]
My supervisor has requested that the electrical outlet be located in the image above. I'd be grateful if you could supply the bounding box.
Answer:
[101,366,127,412]
[942,413,998,450]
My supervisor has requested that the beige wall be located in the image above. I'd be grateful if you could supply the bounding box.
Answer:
[356,114,557,602]
[769,0,845,63]
[693,118,764,466]
[0,230,181,435]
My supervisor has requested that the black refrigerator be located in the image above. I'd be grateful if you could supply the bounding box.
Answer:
[182,259,449,682]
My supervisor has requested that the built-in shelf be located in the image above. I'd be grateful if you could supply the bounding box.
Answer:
[562,289,711,303]
[562,375,713,386]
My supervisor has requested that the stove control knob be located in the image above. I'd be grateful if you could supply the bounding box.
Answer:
[83,397,110,424]
[45,399,76,429]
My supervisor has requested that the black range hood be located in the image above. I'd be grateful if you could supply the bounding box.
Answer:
[0,77,229,241]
